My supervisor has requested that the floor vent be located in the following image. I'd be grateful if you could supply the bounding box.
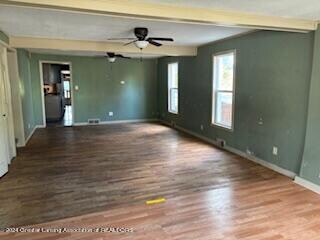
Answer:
[88,119,100,124]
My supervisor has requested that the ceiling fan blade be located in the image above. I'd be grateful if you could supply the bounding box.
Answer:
[115,54,131,59]
[124,39,138,46]
[148,37,174,42]
[148,39,162,47]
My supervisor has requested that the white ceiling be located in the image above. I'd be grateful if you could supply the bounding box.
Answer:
[0,5,250,47]
[136,0,320,20]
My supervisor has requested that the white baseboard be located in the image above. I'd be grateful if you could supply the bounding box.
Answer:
[294,176,320,194]
[73,118,159,126]
[24,125,45,146]
[25,127,36,146]
[16,142,25,148]
[224,145,296,179]
[161,120,296,179]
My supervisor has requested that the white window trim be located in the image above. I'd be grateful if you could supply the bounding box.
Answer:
[211,50,236,131]
[168,62,179,114]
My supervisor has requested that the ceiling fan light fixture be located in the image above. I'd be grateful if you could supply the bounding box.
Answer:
[134,40,149,49]
[108,57,116,63]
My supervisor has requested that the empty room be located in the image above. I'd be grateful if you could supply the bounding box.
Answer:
[1,0,320,239]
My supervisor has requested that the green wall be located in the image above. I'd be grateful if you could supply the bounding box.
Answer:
[16,49,35,139]
[158,56,196,125]
[158,31,314,174]
[300,27,320,184]
[29,54,158,124]
[0,30,9,44]
[16,30,320,183]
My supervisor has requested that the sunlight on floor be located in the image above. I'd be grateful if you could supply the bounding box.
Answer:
[63,105,73,126]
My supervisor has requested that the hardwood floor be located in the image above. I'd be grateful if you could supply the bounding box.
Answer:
[0,122,320,239]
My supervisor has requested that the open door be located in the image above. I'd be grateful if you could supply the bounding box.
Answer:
[0,61,9,177]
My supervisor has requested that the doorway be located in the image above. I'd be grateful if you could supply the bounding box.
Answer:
[40,61,73,127]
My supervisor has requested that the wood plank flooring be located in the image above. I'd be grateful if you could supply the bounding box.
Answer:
[0,122,320,239]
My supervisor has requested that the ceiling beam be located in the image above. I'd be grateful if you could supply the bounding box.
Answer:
[0,0,317,32]
[9,37,197,56]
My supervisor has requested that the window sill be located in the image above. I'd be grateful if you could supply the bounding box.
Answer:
[210,123,234,132]
[168,111,179,115]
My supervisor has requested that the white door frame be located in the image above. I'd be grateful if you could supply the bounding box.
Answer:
[39,60,74,127]
[0,60,9,177]
[0,44,16,163]
[7,49,26,147]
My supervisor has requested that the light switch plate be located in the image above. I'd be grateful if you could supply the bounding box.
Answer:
[273,146,278,156]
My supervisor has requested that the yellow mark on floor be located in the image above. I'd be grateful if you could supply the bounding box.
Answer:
[146,197,166,205]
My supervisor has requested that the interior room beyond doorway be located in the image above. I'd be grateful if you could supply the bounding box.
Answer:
[41,62,73,127]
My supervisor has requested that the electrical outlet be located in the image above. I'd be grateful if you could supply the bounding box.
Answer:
[28,123,31,129]
[273,146,278,156]
[108,112,113,117]
[216,138,226,148]
[200,125,204,131]
[246,149,254,156]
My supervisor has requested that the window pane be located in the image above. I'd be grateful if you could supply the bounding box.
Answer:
[168,62,179,114]
[63,81,70,91]
[215,53,234,91]
[215,92,233,128]
[168,63,178,88]
[170,88,178,113]
[63,81,71,99]
[212,51,235,129]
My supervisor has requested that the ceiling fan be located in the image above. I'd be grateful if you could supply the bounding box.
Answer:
[108,27,174,49]
[105,52,131,63]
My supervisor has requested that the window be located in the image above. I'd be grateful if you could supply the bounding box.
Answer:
[168,62,178,114]
[212,51,236,130]
[63,80,71,99]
